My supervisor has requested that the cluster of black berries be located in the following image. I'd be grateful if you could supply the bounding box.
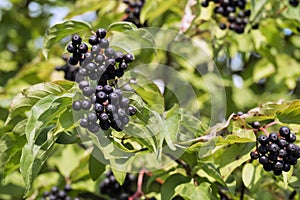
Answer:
[250,126,300,175]
[201,0,252,34]
[289,0,299,7]
[71,28,137,132]
[99,170,136,200]
[55,55,78,81]
[122,0,145,27]
[41,185,78,200]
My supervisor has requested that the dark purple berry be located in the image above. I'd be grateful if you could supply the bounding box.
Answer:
[81,99,92,110]
[258,145,268,155]
[89,35,99,45]
[103,85,113,94]
[269,133,278,142]
[201,0,209,7]
[279,126,290,138]
[68,56,79,65]
[80,118,89,128]
[283,164,291,172]
[72,100,81,111]
[250,151,259,159]
[124,53,134,63]
[278,149,287,158]
[128,106,137,116]
[287,143,298,154]
[104,47,115,58]
[258,135,269,145]
[96,28,107,39]
[78,43,88,53]
[263,163,273,171]
[259,156,269,165]
[100,121,110,130]
[99,38,109,48]
[67,43,76,53]
[273,170,282,176]
[251,121,261,129]
[269,143,279,153]
[277,139,287,148]
[287,133,296,143]
[72,34,82,45]
[96,91,108,103]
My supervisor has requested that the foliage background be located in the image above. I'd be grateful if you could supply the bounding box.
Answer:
[0,0,300,199]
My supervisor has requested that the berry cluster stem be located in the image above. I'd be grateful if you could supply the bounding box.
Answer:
[129,168,145,200]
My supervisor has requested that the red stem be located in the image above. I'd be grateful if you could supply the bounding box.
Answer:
[259,127,270,136]
[129,169,145,200]
[264,121,277,128]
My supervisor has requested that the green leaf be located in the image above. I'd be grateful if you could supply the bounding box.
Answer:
[6,81,75,126]
[50,145,82,177]
[111,165,128,186]
[283,4,300,22]
[20,129,57,195]
[219,143,254,180]
[161,173,191,200]
[175,182,211,200]
[242,163,263,191]
[108,22,137,32]
[163,104,180,150]
[25,93,73,144]
[88,149,106,181]
[128,71,164,114]
[43,20,92,59]
[0,132,26,179]
[196,162,227,186]
[276,100,300,124]
[249,0,269,23]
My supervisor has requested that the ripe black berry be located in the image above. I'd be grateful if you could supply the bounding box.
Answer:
[72,100,81,111]
[128,106,137,116]
[263,163,273,171]
[87,112,98,124]
[277,138,287,148]
[269,132,278,142]
[258,135,269,145]
[96,28,107,39]
[201,0,209,7]
[274,161,284,170]
[78,43,88,53]
[99,113,109,122]
[67,43,76,53]
[251,121,261,129]
[88,123,100,133]
[96,91,108,103]
[278,149,287,158]
[259,156,269,165]
[82,86,95,97]
[99,38,109,48]
[258,145,268,155]
[68,56,79,65]
[287,133,296,143]
[79,80,89,90]
[287,143,298,154]
[105,47,115,58]
[72,34,82,45]
[89,35,99,45]
[124,53,134,63]
[279,126,290,138]
[81,99,92,110]
[219,23,227,30]
[250,151,259,159]
[80,118,89,128]
[273,170,282,176]
[269,143,279,153]
[283,163,291,172]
